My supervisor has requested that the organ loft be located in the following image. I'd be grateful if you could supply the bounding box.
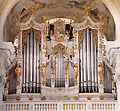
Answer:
[0,0,119,111]
[5,13,115,100]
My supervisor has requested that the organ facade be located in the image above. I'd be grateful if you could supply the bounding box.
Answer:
[5,15,115,103]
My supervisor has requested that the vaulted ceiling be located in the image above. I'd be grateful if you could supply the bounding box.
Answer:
[4,0,115,42]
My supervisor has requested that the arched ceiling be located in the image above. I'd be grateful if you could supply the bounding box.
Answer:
[4,0,115,42]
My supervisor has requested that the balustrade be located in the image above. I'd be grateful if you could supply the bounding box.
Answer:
[2,101,117,111]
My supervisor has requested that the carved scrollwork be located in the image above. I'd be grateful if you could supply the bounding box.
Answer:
[78,30,84,48]
[22,29,41,54]
[52,43,67,56]
[92,29,98,50]
[22,29,31,45]
[34,29,41,45]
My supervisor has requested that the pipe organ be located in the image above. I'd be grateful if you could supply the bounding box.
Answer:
[55,52,65,87]
[79,29,98,93]
[6,16,115,100]
[22,29,41,93]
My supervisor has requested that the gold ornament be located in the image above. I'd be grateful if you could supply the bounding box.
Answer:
[52,43,67,56]
[78,30,84,48]
[41,96,46,100]
[51,60,55,74]
[41,63,46,77]
[74,63,78,86]
[87,96,91,100]
[74,96,79,100]
[41,63,46,86]
[65,61,68,72]
[29,96,33,100]
[16,96,21,101]
[15,63,22,86]
[98,62,104,84]
[99,95,104,100]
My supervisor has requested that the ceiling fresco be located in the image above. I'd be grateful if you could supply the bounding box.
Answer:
[4,0,115,42]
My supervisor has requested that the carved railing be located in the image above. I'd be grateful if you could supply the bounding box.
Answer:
[2,101,117,111]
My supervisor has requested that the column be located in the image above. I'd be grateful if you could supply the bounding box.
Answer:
[98,30,104,94]
[74,63,78,86]
[16,31,23,94]
[41,29,47,87]
[73,29,79,88]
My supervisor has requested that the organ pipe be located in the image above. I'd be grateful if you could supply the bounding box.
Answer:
[91,32,95,92]
[94,44,98,92]
[80,41,84,92]
[87,28,91,92]
[83,31,87,92]
[22,29,41,93]
[79,29,98,93]
[26,34,29,92]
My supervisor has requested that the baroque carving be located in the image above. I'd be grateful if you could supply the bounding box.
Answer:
[73,63,78,86]
[41,63,46,77]
[41,96,46,100]
[74,96,79,100]
[18,33,21,57]
[99,95,104,100]
[51,60,55,74]
[15,63,22,86]
[65,60,68,72]
[16,96,21,101]
[71,46,74,57]
[22,29,41,54]
[78,30,84,48]
[92,29,98,50]
[41,63,46,86]
[52,43,67,56]
[98,62,104,84]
